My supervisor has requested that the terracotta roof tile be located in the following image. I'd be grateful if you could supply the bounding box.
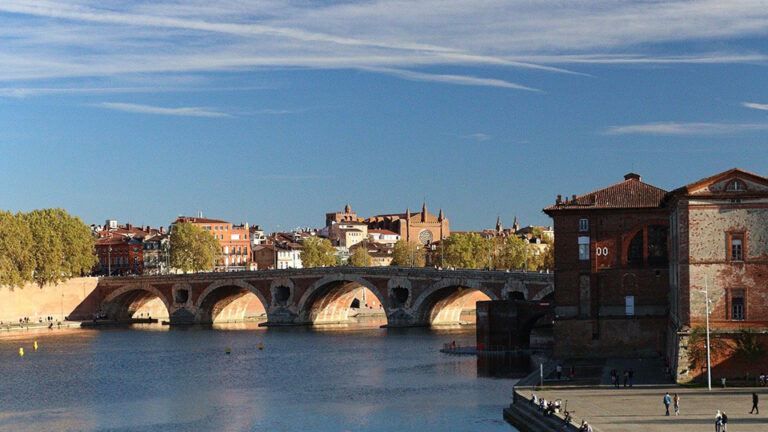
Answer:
[544,176,667,212]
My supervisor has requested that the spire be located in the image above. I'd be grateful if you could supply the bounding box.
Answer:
[438,208,444,221]
[345,203,351,213]
[421,201,427,222]
[496,216,502,232]
[512,215,519,232]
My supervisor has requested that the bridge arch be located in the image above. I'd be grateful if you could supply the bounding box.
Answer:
[297,274,387,325]
[411,279,498,326]
[101,284,171,320]
[195,279,268,324]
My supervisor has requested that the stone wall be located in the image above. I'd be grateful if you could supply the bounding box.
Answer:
[675,329,768,383]
[554,316,667,358]
[0,277,99,323]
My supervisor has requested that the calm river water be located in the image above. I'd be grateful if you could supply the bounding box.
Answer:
[0,324,518,432]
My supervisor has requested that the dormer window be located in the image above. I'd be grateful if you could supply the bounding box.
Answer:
[726,180,747,192]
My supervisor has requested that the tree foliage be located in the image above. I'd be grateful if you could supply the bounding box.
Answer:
[300,237,337,268]
[25,209,96,287]
[0,208,96,288]
[436,233,554,271]
[349,244,372,267]
[0,211,35,287]
[391,239,425,267]
[169,222,220,273]
[439,233,491,269]
[735,330,766,360]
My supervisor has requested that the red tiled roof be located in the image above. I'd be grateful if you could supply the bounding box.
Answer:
[544,175,667,213]
[369,229,398,235]
[173,216,229,225]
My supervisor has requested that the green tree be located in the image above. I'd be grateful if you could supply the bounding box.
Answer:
[391,239,425,267]
[169,222,219,273]
[540,238,554,271]
[23,208,97,286]
[300,237,337,268]
[0,211,35,287]
[438,233,491,269]
[349,243,372,267]
[494,235,530,270]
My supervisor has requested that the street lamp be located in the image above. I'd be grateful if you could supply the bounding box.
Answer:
[704,277,713,391]
[107,246,112,276]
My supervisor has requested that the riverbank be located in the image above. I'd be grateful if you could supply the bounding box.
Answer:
[505,357,768,431]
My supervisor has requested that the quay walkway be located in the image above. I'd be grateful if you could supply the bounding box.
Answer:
[505,357,768,431]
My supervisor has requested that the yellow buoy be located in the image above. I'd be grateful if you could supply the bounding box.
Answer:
[18,347,24,356]
[258,342,264,350]
[33,341,38,350]
[225,347,231,355]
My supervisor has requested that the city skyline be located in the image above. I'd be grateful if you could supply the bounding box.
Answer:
[2,1,768,231]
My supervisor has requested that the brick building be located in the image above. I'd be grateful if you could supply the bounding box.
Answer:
[94,223,165,275]
[544,173,670,358]
[544,169,768,382]
[365,202,449,245]
[666,169,768,380]
[172,216,251,271]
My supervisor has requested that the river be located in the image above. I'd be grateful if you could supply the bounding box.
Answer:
[0,323,518,432]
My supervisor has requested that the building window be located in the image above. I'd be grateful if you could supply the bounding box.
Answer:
[625,295,635,316]
[579,219,589,232]
[726,180,746,192]
[627,231,643,266]
[732,297,745,321]
[730,236,744,261]
[578,236,589,260]
[647,225,668,266]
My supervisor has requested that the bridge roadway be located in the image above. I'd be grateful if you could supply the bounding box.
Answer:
[68,267,553,327]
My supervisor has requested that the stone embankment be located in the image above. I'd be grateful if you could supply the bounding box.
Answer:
[0,277,99,325]
[503,362,582,432]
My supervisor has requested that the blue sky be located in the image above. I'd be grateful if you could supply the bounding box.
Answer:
[1,1,768,232]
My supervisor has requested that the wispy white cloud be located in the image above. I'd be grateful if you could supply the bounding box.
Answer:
[604,122,768,136]
[460,133,492,142]
[98,102,231,118]
[0,0,768,90]
[368,68,541,91]
[743,102,768,111]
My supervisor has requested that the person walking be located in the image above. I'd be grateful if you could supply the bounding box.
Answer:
[556,364,563,380]
[715,410,723,432]
[721,411,728,431]
[663,392,671,416]
[628,368,634,387]
[623,370,629,387]
[751,392,759,414]
[673,393,680,416]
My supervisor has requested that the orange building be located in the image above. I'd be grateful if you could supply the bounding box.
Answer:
[172,216,251,271]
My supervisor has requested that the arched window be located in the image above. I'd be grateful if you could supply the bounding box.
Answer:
[627,231,643,266]
[647,225,668,266]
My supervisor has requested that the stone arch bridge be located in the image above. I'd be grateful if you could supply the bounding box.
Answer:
[69,267,553,327]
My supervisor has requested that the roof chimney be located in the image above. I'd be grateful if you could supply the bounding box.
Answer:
[624,172,641,181]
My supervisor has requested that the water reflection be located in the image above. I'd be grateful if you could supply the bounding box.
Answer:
[0,324,518,432]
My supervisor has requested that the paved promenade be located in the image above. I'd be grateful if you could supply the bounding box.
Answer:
[531,386,766,432]
[524,358,768,431]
